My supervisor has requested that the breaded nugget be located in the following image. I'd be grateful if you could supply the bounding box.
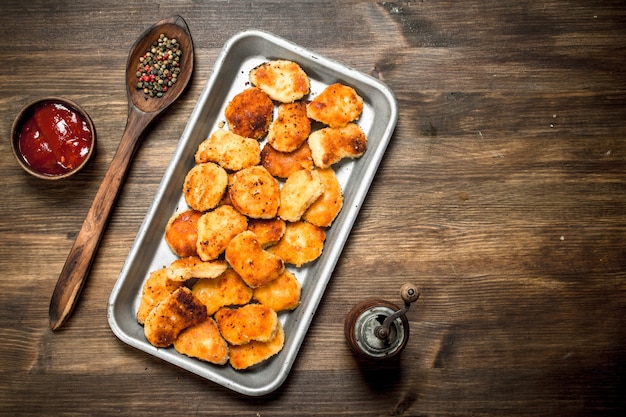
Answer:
[225,231,285,288]
[308,123,367,169]
[196,205,248,261]
[214,304,278,345]
[229,322,285,370]
[219,188,233,206]
[192,269,253,315]
[267,221,326,267]
[164,209,202,258]
[224,87,273,140]
[144,287,207,348]
[166,256,228,282]
[136,268,184,325]
[278,169,324,222]
[306,83,363,127]
[249,60,310,103]
[266,101,311,153]
[173,317,230,365]
[219,172,235,206]
[229,166,280,219]
[195,129,260,171]
[260,141,313,179]
[247,218,286,248]
[302,168,344,227]
[183,162,228,212]
[253,270,301,312]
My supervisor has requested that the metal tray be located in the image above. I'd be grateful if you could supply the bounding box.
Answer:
[107,29,398,396]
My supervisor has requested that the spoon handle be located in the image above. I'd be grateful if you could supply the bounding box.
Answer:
[49,107,154,330]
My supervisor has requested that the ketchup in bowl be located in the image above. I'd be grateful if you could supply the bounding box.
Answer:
[14,99,95,178]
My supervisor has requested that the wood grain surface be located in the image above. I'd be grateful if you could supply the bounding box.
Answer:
[1,1,625,415]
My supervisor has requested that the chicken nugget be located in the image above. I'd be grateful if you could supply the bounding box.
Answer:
[192,269,253,315]
[229,165,280,219]
[308,123,367,169]
[266,101,311,153]
[219,172,236,206]
[267,221,326,267]
[226,231,285,288]
[195,129,260,171]
[247,218,286,248]
[196,205,248,261]
[214,304,278,346]
[144,287,207,348]
[260,141,313,179]
[224,87,273,140]
[278,168,324,222]
[164,209,202,258]
[166,256,228,282]
[306,83,363,127]
[253,270,301,312]
[302,168,344,227]
[183,162,228,212]
[173,317,229,365]
[229,322,285,370]
[249,60,310,103]
[136,268,183,325]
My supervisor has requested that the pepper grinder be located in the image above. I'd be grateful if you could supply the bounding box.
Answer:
[344,283,419,360]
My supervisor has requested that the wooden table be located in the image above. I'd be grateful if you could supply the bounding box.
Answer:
[1,1,624,415]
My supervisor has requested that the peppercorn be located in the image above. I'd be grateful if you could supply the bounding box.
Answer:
[136,33,182,98]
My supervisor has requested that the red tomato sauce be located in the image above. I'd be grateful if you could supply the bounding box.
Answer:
[18,101,93,176]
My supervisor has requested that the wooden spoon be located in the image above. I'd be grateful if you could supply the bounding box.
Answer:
[49,15,194,330]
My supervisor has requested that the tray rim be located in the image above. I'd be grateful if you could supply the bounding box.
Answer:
[108,28,398,396]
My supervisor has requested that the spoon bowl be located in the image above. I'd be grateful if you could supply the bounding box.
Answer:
[49,15,194,330]
[126,16,194,114]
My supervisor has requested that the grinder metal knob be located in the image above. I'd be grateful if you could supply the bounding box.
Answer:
[344,283,419,360]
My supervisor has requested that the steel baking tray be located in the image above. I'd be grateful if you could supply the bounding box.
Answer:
[108,29,398,396]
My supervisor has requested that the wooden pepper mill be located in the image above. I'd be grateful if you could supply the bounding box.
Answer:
[344,283,419,360]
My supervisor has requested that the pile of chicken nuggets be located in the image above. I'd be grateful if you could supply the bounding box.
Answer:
[137,59,367,370]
